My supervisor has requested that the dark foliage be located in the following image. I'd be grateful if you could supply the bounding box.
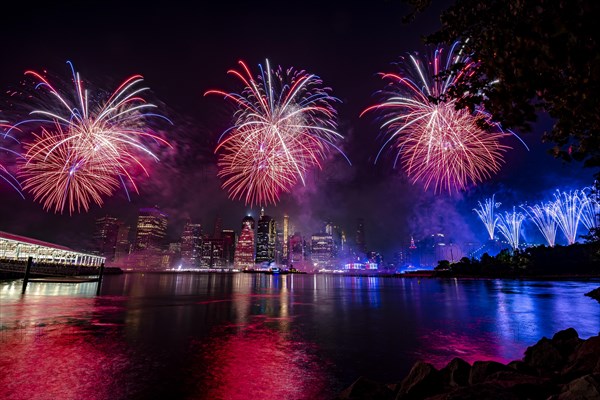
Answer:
[403,0,600,175]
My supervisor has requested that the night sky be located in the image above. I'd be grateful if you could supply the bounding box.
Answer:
[0,0,595,258]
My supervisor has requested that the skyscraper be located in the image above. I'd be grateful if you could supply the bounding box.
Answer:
[256,208,276,264]
[289,232,304,268]
[234,215,255,270]
[93,215,120,262]
[356,218,366,255]
[282,214,290,264]
[114,223,131,261]
[221,229,237,266]
[311,232,334,269]
[133,207,168,268]
[180,221,202,268]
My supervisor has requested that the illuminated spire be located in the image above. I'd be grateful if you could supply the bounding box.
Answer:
[409,236,417,249]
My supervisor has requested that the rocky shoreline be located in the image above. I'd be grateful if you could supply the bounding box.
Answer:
[337,327,600,399]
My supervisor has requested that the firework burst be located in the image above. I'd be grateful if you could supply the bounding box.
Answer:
[473,194,501,240]
[497,207,526,251]
[15,62,171,214]
[206,59,349,206]
[362,42,527,193]
[521,202,558,247]
[0,121,24,197]
[579,186,600,232]
[551,189,585,245]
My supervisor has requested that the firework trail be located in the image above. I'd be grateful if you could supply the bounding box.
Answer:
[0,121,24,197]
[551,189,585,245]
[14,62,171,214]
[579,186,600,232]
[521,202,557,247]
[206,59,349,206]
[473,194,501,240]
[362,42,527,193]
[496,207,526,251]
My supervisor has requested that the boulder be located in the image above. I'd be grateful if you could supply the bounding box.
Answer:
[507,360,537,376]
[523,337,564,374]
[562,335,600,381]
[396,361,442,399]
[469,361,512,385]
[551,374,600,400]
[337,376,395,400]
[440,358,471,387]
[484,370,555,399]
[551,328,583,360]
[423,383,520,400]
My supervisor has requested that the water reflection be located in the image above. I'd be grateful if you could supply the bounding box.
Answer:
[0,274,599,399]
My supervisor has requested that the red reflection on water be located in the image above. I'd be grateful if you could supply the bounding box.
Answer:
[0,296,135,400]
[415,328,520,368]
[188,316,333,400]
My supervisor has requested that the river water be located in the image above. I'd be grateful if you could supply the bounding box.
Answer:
[1,273,599,399]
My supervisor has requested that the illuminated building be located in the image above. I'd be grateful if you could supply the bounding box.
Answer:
[0,231,104,266]
[202,237,225,268]
[356,218,366,255]
[133,207,168,269]
[234,216,255,270]
[256,208,276,264]
[289,232,304,268]
[181,222,202,268]
[282,214,289,264]
[213,216,223,238]
[311,233,334,269]
[93,215,120,262]
[221,230,237,266]
[134,207,168,252]
[114,223,131,261]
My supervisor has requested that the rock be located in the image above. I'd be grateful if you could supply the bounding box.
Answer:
[562,335,600,381]
[440,358,471,388]
[423,383,519,400]
[585,287,600,304]
[396,361,442,399]
[469,361,512,385]
[484,370,555,399]
[507,360,537,376]
[337,376,395,400]
[552,328,583,360]
[552,374,600,400]
[523,337,564,374]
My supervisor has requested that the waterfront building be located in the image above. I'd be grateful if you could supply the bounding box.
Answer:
[311,232,334,269]
[234,216,255,270]
[133,207,168,269]
[180,221,202,268]
[0,231,104,266]
[201,237,225,268]
[114,223,131,261]
[356,218,366,255]
[289,232,304,268]
[256,208,276,264]
[93,215,120,262]
[221,229,237,266]
[282,214,289,264]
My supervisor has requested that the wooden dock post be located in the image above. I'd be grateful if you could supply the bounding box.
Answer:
[96,262,105,296]
[21,256,33,294]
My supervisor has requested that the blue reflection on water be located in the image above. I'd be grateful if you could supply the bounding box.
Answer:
[0,274,599,399]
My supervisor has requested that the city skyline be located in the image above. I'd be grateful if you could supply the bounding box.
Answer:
[0,0,596,261]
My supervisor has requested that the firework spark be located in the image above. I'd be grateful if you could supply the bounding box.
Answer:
[551,189,585,245]
[496,207,526,251]
[206,59,349,206]
[362,42,526,193]
[15,62,171,214]
[579,186,600,232]
[0,121,24,197]
[521,202,558,247]
[473,194,501,240]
